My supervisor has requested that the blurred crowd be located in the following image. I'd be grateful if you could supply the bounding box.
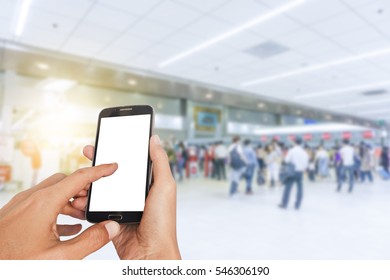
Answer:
[163,137,390,208]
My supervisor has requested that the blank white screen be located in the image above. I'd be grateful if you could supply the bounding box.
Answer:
[89,114,151,212]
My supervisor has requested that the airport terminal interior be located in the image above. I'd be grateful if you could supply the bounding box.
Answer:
[1,0,390,259]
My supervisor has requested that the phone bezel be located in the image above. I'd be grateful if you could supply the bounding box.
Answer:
[86,105,154,224]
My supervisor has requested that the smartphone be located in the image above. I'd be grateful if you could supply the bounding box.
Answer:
[86,105,154,224]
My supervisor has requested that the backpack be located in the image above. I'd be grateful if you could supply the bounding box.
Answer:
[230,147,246,170]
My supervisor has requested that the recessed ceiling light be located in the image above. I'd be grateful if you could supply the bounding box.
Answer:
[104,96,111,102]
[242,47,390,87]
[325,115,332,120]
[157,103,163,109]
[36,62,50,70]
[257,102,265,108]
[294,80,390,100]
[158,0,306,68]
[128,79,137,86]
[205,93,213,99]
[296,110,302,115]
[14,0,32,37]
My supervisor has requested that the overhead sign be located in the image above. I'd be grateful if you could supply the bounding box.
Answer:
[323,133,332,140]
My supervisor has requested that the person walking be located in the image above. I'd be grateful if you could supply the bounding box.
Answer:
[278,138,308,210]
[214,141,228,180]
[337,139,355,193]
[242,139,258,194]
[228,136,247,197]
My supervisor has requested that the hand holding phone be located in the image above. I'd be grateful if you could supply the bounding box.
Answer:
[79,135,181,260]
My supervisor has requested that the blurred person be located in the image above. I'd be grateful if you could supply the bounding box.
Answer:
[0,135,181,260]
[380,146,389,174]
[265,144,280,187]
[164,141,177,179]
[256,144,266,173]
[353,143,363,181]
[315,146,329,179]
[208,143,216,178]
[337,139,355,193]
[360,144,373,183]
[214,141,228,180]
[333,146,343,185]
[228,136,247,197]
[242,139,258,194]
[279,138,309,210]
[198,145,206,172]
[307,154,316,182]
[176,142,188,181]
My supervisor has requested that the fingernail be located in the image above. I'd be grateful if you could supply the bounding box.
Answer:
[105,221,120,239]
[153,135,161,146]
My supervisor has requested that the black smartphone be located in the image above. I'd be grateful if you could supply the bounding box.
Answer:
[86,105,154,224]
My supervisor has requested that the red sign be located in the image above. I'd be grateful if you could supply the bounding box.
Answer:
[289,135,296,140]
[342,132,352,139]
[323,133,332,140]
[363,131,374,139]
[260,135,268,142]
[303,134,313,141]
[273,135,280,141]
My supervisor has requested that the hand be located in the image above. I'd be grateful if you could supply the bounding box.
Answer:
[73,135,181,260]
[0,164,121,259]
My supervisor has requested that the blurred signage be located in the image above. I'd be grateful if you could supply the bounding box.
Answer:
[342,132,352,139]
[288,135,296,140]
[260,135,268,142]
[273,135,280,141]
[193,106,221,132]
[303,134,313,140]
[155,114,183,130]
[363,131,374,139]
[304,119,317,125]
[322,133,332,140]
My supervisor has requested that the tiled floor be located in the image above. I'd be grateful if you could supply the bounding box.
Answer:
[1,176,389,259]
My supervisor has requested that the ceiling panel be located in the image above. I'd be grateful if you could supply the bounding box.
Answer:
[84,3,139,32]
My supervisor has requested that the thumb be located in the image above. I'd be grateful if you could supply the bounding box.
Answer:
[61,221,120,259]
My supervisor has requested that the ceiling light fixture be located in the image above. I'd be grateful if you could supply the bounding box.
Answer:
[294,80,390,100]
[242,47,390,87]
[257,102,265,108]
[205,93,213,99]
[14,0,32,37]
[158,0,306,68]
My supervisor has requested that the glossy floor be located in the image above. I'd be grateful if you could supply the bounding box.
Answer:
[1,176,389,259]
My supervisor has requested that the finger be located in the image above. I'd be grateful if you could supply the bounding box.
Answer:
[150,135,175,183]
[74,189,88,198]
[57,224,82,237]
[61,202,86,220]
[49,163,118,206]
[83,145,94,161]
[61,221,120,259]
[71,197,88,211]
[25,173,67,197]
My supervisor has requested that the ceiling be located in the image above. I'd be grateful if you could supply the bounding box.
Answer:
[1,0,390,122]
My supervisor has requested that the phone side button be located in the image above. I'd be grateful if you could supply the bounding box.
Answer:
[108,215,123,221]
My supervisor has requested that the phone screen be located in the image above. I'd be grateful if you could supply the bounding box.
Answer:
[89,114,151,212]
